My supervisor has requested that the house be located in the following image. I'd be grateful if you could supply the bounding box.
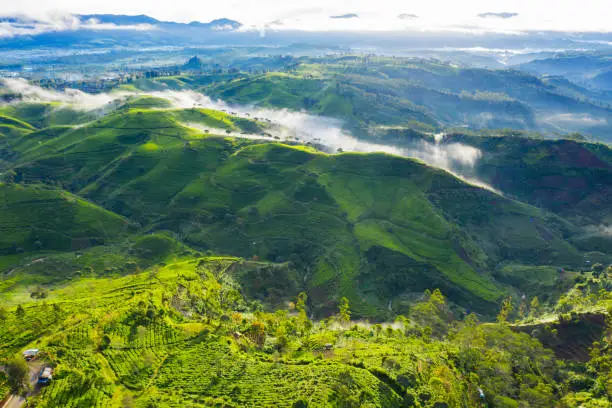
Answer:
[37,367,53,385]
[23,348,39,361]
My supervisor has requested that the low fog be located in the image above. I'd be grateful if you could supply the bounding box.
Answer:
[584,224,612,238]
[1,78,496,192]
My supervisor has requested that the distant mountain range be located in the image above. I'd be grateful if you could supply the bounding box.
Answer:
[0,13,242,31]
[77,14,243,30]
[0,13,248,49]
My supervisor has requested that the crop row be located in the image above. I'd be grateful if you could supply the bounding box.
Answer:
[38,377,112,408]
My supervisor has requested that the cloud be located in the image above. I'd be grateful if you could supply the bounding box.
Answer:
[398,13,418,20]
[1,78,125,110]
[539,113,607,132]
[330,13,359,19]
[266,19,284,27]
[0,78,497,192]
[583,224,612,238]
[477,12,519,19]
[137,93,494,191]
[0,12,155,38]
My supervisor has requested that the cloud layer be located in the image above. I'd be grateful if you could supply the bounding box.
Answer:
[0,13,154,38]
[1,78,495,192]
[6,1,612,36]
[477,12,519,19]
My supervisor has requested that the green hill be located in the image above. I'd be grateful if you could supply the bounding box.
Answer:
[0,100,611,407]
[2,254,586,408]
[202,56,612,141]
[0,105,593,318]
[443,135,612,226]
[0,183,129,255]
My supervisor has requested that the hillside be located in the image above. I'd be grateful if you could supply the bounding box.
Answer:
[0,183,130,255]
[0,96,611,407]
[202,56,612,141]
[5,252,604,407]
[0,102,602,320]
[442,135,612,226]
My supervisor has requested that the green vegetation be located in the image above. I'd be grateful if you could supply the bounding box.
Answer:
[0,256,610,407]
[0,183,129,254]
[201,56,612,140]
[0,93,611,406]
[0,101,607,318]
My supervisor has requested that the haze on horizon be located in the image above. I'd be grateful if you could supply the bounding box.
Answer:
[3,0,612,33]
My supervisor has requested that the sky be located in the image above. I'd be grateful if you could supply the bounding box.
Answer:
[3,0,612,33]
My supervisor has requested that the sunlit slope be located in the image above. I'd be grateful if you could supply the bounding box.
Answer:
[0,108,586,317]
[0,258,445,407]
[205,72,439,130]
[0,102,98,128]
[204,57,612,139]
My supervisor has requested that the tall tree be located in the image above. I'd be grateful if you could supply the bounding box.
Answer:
[338,297,351,323]
[6,357,29,394]
[497,297,514,324]
[530,297,541,316]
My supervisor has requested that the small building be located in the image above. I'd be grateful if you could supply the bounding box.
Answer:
[37,367,53,385]
[23,349,39,361]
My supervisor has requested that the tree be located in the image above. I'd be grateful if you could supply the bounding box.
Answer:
[338,297,351,324]
[246,321,266,347]
[295,292,312,335]
[497,297,514,324]
[592,263,605,278]
[0,169,16,184]
[296,292,307,315]
[15,304,25,318]
[530,297,541,316]
[410,289,451,337]
[565,132,587,141]
[6,357,28,394]
[0,307,7,322]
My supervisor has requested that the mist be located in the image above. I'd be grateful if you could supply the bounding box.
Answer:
[584,224,612,238]
[0,79,495,192]
[173,94,495,191]
[1,78,125,110]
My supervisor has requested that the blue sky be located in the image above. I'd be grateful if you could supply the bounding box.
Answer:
[3,0,612,33]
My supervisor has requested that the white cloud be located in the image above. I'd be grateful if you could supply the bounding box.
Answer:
[1,78,496,191]
[0,13,154,38]
[3,0,612,33]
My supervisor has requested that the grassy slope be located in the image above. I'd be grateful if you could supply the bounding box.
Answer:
[445,135,612,226]
[198,56,612,141]
[0,103,98,128]
[205,71,439,131]
[0,183,130,254]
[0,107,588,318]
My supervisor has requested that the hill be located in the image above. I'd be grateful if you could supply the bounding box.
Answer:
[201,57,612,141]
[0,183,130,256]
[0,102,600,319]
[0,99,611,407]
[441,135,612,226]
[4,253,598,407]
